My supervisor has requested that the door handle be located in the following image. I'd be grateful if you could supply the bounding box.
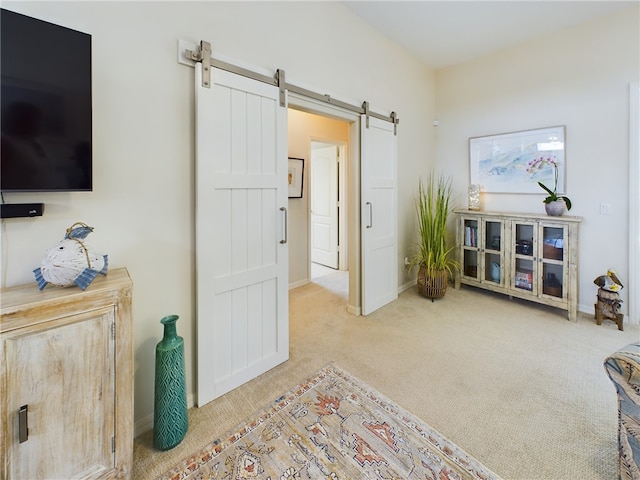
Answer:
[19,405,28,443]
[280,207,288,244]
[366,202,373,229]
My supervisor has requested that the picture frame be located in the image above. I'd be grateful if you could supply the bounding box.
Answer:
[469,126,566,194]
[288,157,304,198]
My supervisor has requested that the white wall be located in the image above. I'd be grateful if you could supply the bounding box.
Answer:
[434,6,640,316]
[0,1,435,433]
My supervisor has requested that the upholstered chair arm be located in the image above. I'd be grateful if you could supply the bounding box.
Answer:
[605,343,640,480]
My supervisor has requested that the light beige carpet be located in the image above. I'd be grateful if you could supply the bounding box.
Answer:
[133,274,638,480]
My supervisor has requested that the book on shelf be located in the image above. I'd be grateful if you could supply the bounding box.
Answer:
[515,270,533,291]
[464,225,478,247]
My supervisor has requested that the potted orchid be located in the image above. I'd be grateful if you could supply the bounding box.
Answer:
[526,155,571,215]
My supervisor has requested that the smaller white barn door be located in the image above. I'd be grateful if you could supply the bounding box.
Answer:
[195,64,289,407]
[311,144,339,269]
[361,116,398,315]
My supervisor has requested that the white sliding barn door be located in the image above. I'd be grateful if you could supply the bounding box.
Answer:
[195,64,289,406]
[361,116,398,315]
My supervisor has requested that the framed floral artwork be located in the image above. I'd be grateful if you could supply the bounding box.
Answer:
[288,157,304,198]
[469,126,566,194]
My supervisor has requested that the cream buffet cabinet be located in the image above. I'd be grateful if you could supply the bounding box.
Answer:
[453,210,582,321]
[1,268,133,479]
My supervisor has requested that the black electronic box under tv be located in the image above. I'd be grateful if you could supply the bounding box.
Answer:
[1,8,92,193]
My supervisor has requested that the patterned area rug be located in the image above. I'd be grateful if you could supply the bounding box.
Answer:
[157,363,501,480]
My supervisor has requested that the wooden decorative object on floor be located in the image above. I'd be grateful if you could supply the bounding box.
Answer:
[593,270,624,331]
[595,289,624,331]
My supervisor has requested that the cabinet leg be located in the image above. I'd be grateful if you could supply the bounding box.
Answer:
[568,304,578,322]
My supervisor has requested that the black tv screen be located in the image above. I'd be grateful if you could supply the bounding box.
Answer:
[1,9,92,192]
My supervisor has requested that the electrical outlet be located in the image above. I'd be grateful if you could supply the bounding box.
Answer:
[404,257,410,266]
[600,203,611,215]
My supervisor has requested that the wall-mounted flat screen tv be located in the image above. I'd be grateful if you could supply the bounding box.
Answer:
[1,9,92,192]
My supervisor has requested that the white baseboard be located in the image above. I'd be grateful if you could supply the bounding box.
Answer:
[398,280,415,294]
[134,414,153,439]
[288,279,309,290]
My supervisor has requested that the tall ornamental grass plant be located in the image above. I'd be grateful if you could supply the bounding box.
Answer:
[408,173,459,279]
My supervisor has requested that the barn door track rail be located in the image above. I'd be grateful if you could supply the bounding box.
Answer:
[185,40,399,132]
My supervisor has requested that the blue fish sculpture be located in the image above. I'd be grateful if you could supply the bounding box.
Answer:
[33,222,108,290]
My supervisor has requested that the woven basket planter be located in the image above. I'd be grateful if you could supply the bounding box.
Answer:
[417,265,449,300]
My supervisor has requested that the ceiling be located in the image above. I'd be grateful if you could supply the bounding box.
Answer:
[342,1,638,69]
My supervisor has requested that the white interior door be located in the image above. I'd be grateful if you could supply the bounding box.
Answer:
[311,144,339,269]
[361,116,398,315]
[195,64,289,407]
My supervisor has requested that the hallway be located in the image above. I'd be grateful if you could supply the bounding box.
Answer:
[310,262,348,300]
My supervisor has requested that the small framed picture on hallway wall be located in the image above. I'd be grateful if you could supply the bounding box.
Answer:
[288,157,304,198]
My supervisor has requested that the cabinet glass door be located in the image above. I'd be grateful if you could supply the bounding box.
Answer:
[461,218,479,280]
[483,220,503,284]
[512,222,537,294]
[459,217,504,285]
[540,224,567,299]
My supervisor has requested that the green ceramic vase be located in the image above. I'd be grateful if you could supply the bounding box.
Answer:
[153,314,188,450]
